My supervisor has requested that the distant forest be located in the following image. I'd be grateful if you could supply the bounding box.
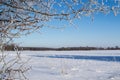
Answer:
[4,44,120,51]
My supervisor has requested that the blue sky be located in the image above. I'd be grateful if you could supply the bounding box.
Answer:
[14,12,120,48]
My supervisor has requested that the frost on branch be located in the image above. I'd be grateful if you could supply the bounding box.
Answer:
[0,0,120,80]
[0,0,120,38]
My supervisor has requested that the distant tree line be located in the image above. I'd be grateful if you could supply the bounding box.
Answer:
[4,44,120,51]
[54,46,120,51]
[4,43,17,51]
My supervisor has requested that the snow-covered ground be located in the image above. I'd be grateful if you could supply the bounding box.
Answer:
[3,50,120,80]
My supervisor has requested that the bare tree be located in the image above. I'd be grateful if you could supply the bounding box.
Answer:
[0,0,120,40]
[0,0,120,80]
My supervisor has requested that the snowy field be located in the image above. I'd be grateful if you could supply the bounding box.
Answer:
[3,50,120,80]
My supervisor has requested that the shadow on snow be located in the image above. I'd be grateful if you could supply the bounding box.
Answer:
[32,55,120,62]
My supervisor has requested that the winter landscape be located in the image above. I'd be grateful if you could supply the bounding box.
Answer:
[1,0,120,80]
[4,50,120,80]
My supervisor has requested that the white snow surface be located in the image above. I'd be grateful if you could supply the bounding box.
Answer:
[2,50,120,80]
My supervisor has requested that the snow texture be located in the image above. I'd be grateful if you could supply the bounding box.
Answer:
[1,50,120,80]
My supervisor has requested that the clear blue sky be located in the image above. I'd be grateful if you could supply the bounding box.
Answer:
[14,13,120,48]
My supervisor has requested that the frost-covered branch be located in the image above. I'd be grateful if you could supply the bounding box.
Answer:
[0,0,120,39]
[0,0,120,80]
